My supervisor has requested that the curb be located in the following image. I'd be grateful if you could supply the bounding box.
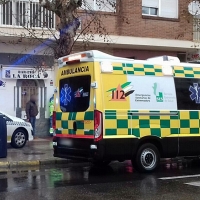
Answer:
[0,159,70,169]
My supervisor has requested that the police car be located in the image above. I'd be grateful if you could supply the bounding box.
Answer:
[0,111,33,148]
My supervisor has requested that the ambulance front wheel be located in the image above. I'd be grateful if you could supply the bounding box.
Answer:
[132,143,160,173]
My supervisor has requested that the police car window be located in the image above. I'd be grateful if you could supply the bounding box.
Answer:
[59,75,91,112]
[175,78,200,110]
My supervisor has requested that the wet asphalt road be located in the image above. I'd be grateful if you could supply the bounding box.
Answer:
[1,160,200,200]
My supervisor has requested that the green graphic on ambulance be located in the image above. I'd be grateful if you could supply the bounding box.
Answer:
[152,83,163,102]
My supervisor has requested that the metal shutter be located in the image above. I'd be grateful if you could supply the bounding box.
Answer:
[142,0,159,8]
[160,0,178,18]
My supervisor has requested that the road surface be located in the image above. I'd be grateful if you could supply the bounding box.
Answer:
[1,159,200,200]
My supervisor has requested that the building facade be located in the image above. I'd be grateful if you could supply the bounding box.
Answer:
[0,1,56,136]
[0,0,199,136]
[75,0,197,62]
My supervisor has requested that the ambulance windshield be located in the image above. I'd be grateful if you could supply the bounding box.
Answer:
[59,75,91,112]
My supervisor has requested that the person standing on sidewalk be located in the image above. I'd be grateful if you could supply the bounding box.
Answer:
[26,94,38,138]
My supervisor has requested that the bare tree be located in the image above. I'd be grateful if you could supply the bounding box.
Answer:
[10,0,126,59]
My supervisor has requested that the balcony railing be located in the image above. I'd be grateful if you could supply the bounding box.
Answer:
[0,0,55,29]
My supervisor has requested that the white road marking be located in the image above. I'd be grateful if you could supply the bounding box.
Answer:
[185,181,200,187]
[159,174,200,180]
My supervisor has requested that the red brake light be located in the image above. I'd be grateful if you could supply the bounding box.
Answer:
[53,111,56,130]
[94,110,103,142]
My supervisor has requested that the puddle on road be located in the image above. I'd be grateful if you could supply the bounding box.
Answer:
[0,158,200,193]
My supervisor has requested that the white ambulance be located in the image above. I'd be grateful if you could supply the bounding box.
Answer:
[53,50,200,172]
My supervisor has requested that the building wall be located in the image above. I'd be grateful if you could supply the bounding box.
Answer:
[0,43,55,137]
[113,49,178,59]
[80,0,193,41]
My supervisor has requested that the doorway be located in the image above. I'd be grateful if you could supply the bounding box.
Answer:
[21,80,38,111]
[21,80,39,119]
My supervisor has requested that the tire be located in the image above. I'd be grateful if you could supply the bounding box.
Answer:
[132,143,160,173]
[11,129,27,148]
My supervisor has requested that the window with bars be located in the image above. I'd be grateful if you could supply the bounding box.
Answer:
[0,0,55,28]
[81,0,116,12]
[142,0,178,19]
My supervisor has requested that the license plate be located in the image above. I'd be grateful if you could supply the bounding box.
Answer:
[60,139,73,147]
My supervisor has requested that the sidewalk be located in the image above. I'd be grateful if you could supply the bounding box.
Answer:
[0,137,69,168]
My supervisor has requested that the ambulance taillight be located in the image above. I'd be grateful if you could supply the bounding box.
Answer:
[94,110,103,142]
[52,111,56,130]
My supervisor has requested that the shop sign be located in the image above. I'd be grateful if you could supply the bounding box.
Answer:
[2,68,50,79]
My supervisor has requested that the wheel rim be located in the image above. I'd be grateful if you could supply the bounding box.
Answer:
[140,148,156,170]
[15,132,26,147]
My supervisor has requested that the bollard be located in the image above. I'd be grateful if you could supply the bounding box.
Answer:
[0,114,7,158]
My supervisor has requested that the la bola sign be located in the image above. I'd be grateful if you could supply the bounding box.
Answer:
[1,68,50,79]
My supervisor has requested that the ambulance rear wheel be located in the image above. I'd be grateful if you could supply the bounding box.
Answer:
[132,143,160,173]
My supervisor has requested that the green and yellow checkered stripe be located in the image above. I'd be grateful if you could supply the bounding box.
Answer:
[179,111,200,135]
[173,66,200,78]
[55,111,94,136]
[104,110,132,136]
[112,63,163,76]
[112,63,200,78]
[104,110,200,138]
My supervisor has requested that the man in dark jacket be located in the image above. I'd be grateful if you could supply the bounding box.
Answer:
[26,95,38,138]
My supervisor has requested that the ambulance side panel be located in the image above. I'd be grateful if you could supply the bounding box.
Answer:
[101,62,179,159]
[173,69,200,156]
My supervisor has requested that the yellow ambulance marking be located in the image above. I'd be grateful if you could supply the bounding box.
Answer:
[105,119,117,128]
[139,115,151,120]
[134,72,145,76]
[144,68,155,72]
[161,129,171,137]
[112,62,123,66]
[174,66,184,70]
[140,129,151,137]
[56,121,62,129]
[154,65,162,69]
[133,63,144,68]
[184,70,194,74]
[170,120,179,128]
[179,112,190,119]
[150,123,161,128]
[190,120,199,127]
[159,115,171,120]
[180,128,191,134]
[155,72,163,76]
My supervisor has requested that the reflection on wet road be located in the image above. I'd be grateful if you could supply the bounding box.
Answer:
[1,159,200,199]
